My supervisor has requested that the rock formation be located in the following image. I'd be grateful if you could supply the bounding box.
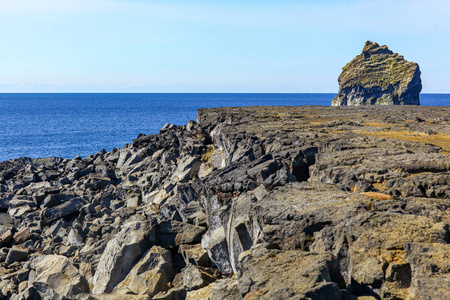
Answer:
[0,105,449,299]
[332,41,422,106]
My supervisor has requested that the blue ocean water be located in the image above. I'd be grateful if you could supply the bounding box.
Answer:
[0,93,448,162]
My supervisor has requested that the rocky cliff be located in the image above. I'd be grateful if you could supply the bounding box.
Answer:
[332,41,422,106]
[0,106,449,299]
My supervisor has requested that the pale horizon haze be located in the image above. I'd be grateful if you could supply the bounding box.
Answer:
[1,0,449,93]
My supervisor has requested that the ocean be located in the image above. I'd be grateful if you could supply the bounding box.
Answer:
[0,93,448,162]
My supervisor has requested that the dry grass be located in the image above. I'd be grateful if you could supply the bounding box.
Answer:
[353,130,450,151]
[362,192,392,201]
[363,122,391,127]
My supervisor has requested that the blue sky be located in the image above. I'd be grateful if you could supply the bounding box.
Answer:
[0,0,449,93]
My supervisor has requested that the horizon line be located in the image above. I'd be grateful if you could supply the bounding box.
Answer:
[0,92,448,94]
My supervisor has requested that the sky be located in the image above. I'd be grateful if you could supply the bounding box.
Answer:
[0,0,449,93]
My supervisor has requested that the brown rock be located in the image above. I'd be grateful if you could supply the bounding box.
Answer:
[1,230,13,245]
[13,227,31,244]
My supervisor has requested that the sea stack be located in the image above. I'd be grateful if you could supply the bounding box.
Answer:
[332,41,422,106]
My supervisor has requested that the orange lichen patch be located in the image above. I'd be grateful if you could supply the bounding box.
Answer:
[353,130,450,150]
[362,192,392,201]
[381,251,405,264]
[245,290,264,299]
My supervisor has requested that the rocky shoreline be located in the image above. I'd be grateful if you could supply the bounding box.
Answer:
[0,105,449,300]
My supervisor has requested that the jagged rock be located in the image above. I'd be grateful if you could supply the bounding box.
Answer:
[235,247,343,299]
[157,220,206,247]
[1,229,13,244]
[182,264,218,291]
[30,255,89,298]
[179,244,210,267]
[210,278,241,300]
[13,227,31,244]
[185,284,213,300]
[332,41,422,106]
[91,221,156,294]
[40,196,88,224]
[5,245,28,265]
[403,243,450,299]
[170,156,202,183]
[114,246,173,296]
[152,286,187,300]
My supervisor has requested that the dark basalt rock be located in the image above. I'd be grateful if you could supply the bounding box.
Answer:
[332,41,422,106]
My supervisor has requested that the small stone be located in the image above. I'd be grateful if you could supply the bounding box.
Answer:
[5,245,28,265]
[59,245,78,257]
[1,230,13,245]
[126,196,142,208]
[13,227,31,244]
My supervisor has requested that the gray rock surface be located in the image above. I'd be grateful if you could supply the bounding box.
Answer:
[114,246,173,296]
[91,221,156,294]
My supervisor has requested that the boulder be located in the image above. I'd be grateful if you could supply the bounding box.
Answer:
[332,41,421,106]
[31,255,89,297]
[114,246,173,296]
[179,244,210,267]
[40,196,88,224]
[91,221,156,294]
[157,220,206,247]
[236,247,342,299]
[182,264,218,291]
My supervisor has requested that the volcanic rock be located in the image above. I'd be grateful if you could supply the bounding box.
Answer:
[0,105,449,299]
[114,246,173,296]
[31,255,89,298]
[332,41,422,106]
[91,221,156,294]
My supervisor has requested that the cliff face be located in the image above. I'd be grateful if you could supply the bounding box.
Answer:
[332,41,422,106]
[0,106,450,299]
